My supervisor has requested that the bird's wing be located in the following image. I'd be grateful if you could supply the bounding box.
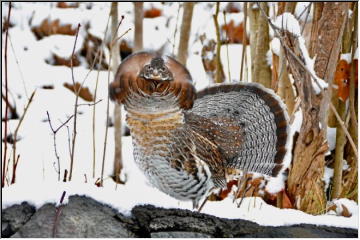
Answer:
[171,121,227,188]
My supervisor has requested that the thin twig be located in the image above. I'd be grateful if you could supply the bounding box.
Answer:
[52,191,66,238]
[101,12,130,187]
[1,91,17,118]
[8,36,29,99]
[93,14,111,179]
[2,2,11,188]
[46,111,74,181]
[301,3,312,35]
[223,11,231,82]
[197,195,209,213]
[113,28,132,45]
[11,90,36,184]
[213,2,223,83]
[238,185,252,208]
[68,23,81,182]
[329,102,358,159]
[77,99,103,107]
[239,2,248,81]
[257,3,324,92]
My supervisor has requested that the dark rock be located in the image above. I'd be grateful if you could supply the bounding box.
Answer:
[12,196,136,238]
[151,231,212,238]
[1,202,36,238]
[3,195,358,238]
[132,204,358,238]
[12,203,56,238]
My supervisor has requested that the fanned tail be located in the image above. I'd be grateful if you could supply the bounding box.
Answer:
[189,82,290,177]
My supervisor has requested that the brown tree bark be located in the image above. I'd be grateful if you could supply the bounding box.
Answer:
[341,3,358,201]
[251,3,271,88]
[249,2,259,75]
[313,3,349,128]
[133,2,143,52]
[177,2,195,66]
[276,2,296,113]
[283,33,328,214]
[286,2,349,214]
[111,3,123,184]
[309,3,324,58]
[328,3,353,127]
[212,2,225,83]
[331,2,355,199]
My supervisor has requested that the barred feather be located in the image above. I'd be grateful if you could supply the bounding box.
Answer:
[190,82,290,177]
[110,52,290,208]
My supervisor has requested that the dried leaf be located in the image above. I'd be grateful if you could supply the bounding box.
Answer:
[341,204,352,217]
[63,82,94,102]
[281,190,293,209]
[32,19,77,40]
[144,8,162,18]
[221,20,247,44]
[334,59,350,101]
[56,2,79,8]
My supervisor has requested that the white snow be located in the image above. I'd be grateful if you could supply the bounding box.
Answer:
[40,34,84,59]
[266,49,272,66]
[270,37,281,56]
[341,53,352,64]
[331,198,358,217]
[273,13,328,94]
[294,2,312,22]
[274,13,301,36]
[327,127,337,151]
[354,47,358,60]
[2,2,357,231]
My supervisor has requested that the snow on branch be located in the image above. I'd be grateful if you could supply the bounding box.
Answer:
[273,13,328,94]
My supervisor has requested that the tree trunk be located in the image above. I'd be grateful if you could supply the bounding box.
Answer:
[309,3,324,58]
[111,3,123,184]
[249,2,259,78]
[177,2,194,66]
[283,33,328,214]
[251,3,271,88]
[133,2,143,52]
[313,3,349,128]
[276,2,296,113]
[286,2,349,214]
[328,3,353,127]
[341,3,358,201]
[212,2,225,83]
[331,100,347,199]
[331,2,355,199]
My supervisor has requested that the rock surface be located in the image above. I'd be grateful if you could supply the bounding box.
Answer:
[1,195,358,238]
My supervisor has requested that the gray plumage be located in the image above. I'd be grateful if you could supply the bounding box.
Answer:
[109,52,290,208]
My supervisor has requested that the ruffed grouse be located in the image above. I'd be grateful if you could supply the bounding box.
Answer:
[109,52,289,208]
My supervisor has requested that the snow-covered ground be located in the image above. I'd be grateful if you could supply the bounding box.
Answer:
[2,2,358,230]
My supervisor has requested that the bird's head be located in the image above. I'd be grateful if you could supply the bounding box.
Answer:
[139,57,173,81]
[109,51,196,109]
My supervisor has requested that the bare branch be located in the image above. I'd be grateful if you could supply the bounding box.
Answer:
[2,2,11,188]
[212,3,225,83]
[46,111,74,181]
[239,2,248,82]
[77,99,103,107]
[93,14,111,179]
[223,10,231,82]
[329,102,358,159]
[256,3,324,92]
[101,8,130,187]
[11,90,36,184]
